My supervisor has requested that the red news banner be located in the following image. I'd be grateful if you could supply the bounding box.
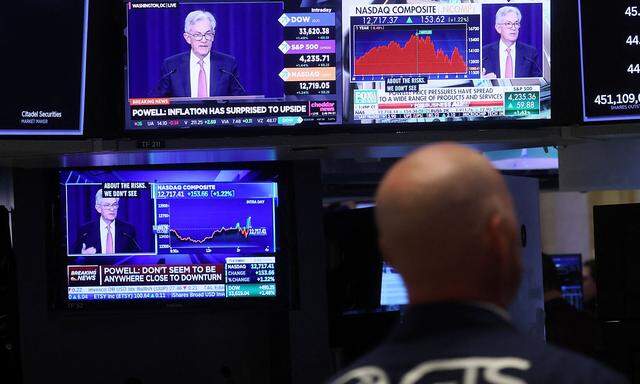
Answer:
[68,264,224,286]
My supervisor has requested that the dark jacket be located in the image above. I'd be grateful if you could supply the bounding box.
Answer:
[545,297,601,358]
[482,41,542,78]
[329,303,627,383]
[152,50,244,97]
[72,219,139,254]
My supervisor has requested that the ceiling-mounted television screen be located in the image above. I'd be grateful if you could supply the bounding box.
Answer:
[124,0,550,131]
[0,0,87,135]
[342,0,551,124]
[57,166,290,308]
[125,0,340,130]
[579,0,640,122]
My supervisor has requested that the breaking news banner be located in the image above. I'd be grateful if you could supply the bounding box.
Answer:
[68,264,225,286]
[130,101,311,118]
[127,100,338,128]
[66,263,277,301]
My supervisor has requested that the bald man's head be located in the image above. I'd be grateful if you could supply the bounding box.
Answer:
[375,143,522,308]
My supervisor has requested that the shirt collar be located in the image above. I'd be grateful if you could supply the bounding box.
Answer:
[389,302,515,343]
[190,50,210,65]
[465,301,511,322]
[500,39,516,53]
[100,217,114,229]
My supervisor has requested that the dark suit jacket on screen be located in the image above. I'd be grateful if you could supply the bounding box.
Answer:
[482,41,542,78]
[72,219,139,254]
[328,303,627,384]
[152,50,245,97]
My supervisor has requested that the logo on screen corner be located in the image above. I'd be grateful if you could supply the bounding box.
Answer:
[354,89,378,105]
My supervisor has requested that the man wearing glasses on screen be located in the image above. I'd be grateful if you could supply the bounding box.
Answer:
[72,190,140,255]
[482,6,542,79]
[152,10,245,98]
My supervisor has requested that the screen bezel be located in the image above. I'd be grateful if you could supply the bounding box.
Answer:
[48,162,296,312]
[577,0,640,124]
[0,0,88,137]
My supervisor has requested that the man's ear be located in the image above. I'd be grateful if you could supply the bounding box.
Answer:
[489,215,508,259]
[95,205,101,214]
[183,32,190,44]
[494,24,501,35]
[487,212,521,305]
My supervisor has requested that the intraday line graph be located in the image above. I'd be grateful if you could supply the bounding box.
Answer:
[170,217,253,244]
[155,194,276,255]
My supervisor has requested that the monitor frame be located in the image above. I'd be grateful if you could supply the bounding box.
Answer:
[0,0,88,137]
[47,162,296,312]
[120,0,574,137]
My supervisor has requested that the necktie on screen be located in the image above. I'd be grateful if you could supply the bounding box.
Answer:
[106,224,113,254]
[198,59,207,97]
[505,47,514,78]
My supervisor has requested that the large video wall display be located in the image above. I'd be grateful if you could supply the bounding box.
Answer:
[579,1,640,122]
[0,0,88,135]
[125,0,551,131]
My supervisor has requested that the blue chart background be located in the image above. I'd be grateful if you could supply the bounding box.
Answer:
[65,183,155,255]
[167,198,275,252]
[127,2,285,98]
[481,3,543,68]
[354,25,468,66]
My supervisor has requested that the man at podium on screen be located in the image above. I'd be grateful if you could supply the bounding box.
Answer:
[151,10,245,98]
[72,189,140,255]
[482,6,542,79]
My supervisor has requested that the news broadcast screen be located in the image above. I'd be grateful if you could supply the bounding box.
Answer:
[125,0,340,130]
[342,0,551,124]
[59,168,282,303]
[0,0,87,135]
[125,0,550,131]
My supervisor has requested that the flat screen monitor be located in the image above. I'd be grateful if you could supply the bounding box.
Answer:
[125,0,340,130]
[0,0,87,135]
[579,1,640,122]
[57,167,288,307]
[380,262,408,311]
[125,0,551,131]
[550,254,583,310]
[343,0,551,124]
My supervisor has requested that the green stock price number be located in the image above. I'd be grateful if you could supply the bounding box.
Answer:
[505,91,540,116]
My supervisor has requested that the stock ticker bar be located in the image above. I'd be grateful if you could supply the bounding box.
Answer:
[129,100,337,129]
[279,11,338,96]
[352,86,540,121]
[580,1,640,122]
